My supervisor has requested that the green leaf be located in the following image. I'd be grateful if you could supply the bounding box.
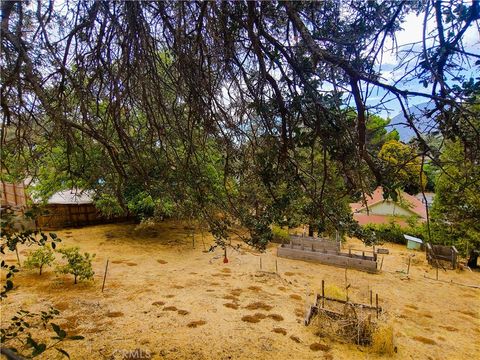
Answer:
[26,335,38,349]
[5,280,13,290]
[31,343,47,356]
[51,323,66,339]
[68,335,85,340]
[56,348,70,359]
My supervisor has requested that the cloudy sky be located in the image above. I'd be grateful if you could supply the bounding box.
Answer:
[366,10,480,121]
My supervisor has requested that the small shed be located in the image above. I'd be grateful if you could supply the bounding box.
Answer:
[404,234,423,250]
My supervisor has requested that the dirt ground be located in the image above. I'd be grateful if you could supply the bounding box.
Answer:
[1,221,479,359]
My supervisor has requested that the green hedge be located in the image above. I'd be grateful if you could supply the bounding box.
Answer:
[363,222,426,245]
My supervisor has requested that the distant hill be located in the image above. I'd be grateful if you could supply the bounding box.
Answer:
[390,102,438,142]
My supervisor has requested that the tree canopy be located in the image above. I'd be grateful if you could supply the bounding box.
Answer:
[1,0,479,248]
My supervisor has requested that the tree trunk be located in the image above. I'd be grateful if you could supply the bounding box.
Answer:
[74,275,78,284]
[467,250,479,268]
[39,265,42,275]
[308,225,314,237]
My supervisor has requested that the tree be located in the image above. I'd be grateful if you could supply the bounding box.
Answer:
[24,247,55,275]
[1,0,478,248]
[56,247,95,284]
[378,140,427,195]
[430,140,480,262]
[366,115,400,152]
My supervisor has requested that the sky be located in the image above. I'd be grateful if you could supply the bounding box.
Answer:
[365,11,480,121]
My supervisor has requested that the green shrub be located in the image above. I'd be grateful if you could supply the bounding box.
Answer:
[271,225,289,244]
[363,222,406,245]
[363,221,427,245]
[56,247,95,284]
[24,247,55,275]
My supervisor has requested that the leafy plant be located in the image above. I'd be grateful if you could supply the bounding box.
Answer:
[56,247,95,284]
[1,207,61,299]
[1,307,84,358]
[271,225,289,244]
[24,247,56,275]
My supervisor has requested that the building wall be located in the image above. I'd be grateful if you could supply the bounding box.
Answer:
[1,181,28,207]
[36,204,104,229]
[359,201,415,217]
[35,204,130,229]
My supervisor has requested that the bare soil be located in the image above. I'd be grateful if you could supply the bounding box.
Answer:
[1,221,479,359]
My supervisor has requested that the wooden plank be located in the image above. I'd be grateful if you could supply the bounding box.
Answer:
[315,294,383,311]
[277,247,377,272]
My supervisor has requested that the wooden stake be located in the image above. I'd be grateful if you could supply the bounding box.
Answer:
[102,259,109,293]
[275,259,278,273]
[370,289,373,306]
[407,256,411,275]
[375,293,379,319]
[321,280,325,308]
[380,256,384,270]
[15,247,21,267]
[201,229,206,252]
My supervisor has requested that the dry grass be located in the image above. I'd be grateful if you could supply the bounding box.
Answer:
[284,272,295,276]
[126,262,137,266]
[241,315,261,323]
[157,259,168,264]
[272,328,287,335]
[310,343,331,352]
[413,336,436,345]
[245,302,273,311]
[294,308,304,317]
[152,301,165,306]
[224,303,239,310]
[290,335,301,343]
[324,284,345,299]
[458,310,478,318]
[267,314,284,321]
[165,294,175,298]
[177,310,189,315]
[371,323,395,355]
[187,320,206,328]
[230,288,242,296]
[440,325,458,332]
[4,222,478,360]
[248,286,262,292]
[253,313,267,319]
[289,294,302,301]
[163,306,178,311]
[223,294,238,301]
[106,311,124,318]
[54,302,70,311]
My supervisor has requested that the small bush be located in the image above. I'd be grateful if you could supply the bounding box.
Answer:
[56,247,95,284]
[363,222,406,244]
[324,285,345,299]
[363,221,427,245]
[24,247,55,275]
[271,225,289,244]
[371,323,395,355]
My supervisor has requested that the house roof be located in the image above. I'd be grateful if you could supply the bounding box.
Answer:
[404,234,423,244]
[44,190,94,205]
[350,187,427,219]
